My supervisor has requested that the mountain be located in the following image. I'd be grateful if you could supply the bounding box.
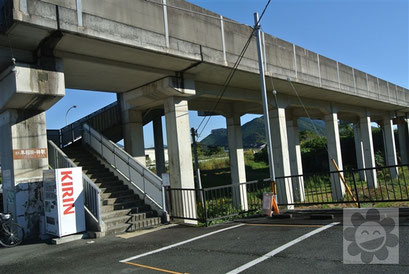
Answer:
[200,116,325,148]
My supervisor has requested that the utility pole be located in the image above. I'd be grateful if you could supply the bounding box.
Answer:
[254,13,276,187]
[191,128,204,204]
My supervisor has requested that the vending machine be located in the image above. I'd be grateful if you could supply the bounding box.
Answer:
[43,167,85,237]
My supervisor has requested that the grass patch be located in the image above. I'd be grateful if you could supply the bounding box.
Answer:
[199,158,269,188]
[199,158,229,170]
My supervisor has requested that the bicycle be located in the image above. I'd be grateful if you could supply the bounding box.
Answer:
[0,213,24,247]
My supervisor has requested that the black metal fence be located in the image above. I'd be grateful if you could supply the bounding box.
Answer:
[167,180,271,225]
[167,164,409,225]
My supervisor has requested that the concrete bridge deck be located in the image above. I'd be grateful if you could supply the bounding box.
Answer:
[0,0,407,116]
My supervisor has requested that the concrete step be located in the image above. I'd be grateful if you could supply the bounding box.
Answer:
[73,159,99,165]
[104,216,162,232]
[76,164,104,170]
[104,215,133,229]
[96,181,124,189]
[129,204,152,214]
[88,171,113,178]
[103,223,131,236]
[82,166,109,173]
[83,165,110,172]
[95,218,163,238]
[70,156,96,162]
[101,189,134,199]
[101,200,147,213]
[102,195,140,205]
[129,217,162,230]
[101,209,156,220]
[90,175,118,182]
[101,208,135,219]
[128,212,159,221]
[69,153,94,158]
[99,185,129,193]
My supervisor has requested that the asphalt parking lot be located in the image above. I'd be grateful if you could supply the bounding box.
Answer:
[1,209,408,273]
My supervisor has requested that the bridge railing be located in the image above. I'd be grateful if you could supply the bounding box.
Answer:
[48,101,121,148]
[82,124,166,213]
[47,140,102,231]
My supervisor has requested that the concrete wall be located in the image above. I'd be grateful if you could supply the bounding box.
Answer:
[145,148,168,163]
[83,0,165,35]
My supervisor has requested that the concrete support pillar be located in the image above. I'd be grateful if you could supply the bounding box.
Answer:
[359,116,378,188]
[226,115,248,211]
[324,112,346,201]
[382,116,398,178]
[0,111,48,239]
[153,115,166,177]
[286,118,305,202]
[269,107,294,205]
[0,64,64,239]
[164,97,196,222]
[397,118,409,164]
[353,124,366,181]
[122,110,146,166]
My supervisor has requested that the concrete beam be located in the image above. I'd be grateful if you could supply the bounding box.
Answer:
[123,77,196,110]
[0,65,64,112]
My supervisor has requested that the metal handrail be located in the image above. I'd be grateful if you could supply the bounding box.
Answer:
[47,140,102,230]
[82,124,165,211]
[48,101,121,148]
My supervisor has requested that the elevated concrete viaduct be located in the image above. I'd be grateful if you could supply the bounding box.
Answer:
[0,0,408,236]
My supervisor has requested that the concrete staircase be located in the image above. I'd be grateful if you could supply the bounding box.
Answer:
[64,143,162,237]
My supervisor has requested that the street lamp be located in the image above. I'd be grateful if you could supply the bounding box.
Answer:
[65,105,77,126]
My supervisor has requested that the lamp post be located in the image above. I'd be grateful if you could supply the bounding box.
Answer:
[65,105,77,126]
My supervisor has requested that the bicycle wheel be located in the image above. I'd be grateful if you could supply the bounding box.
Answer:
[0,221,24,247]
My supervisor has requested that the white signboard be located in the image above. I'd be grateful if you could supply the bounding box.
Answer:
[44,167,85,237]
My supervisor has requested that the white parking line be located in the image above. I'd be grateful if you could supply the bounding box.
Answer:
[226,222,340,274]
[120,223,245,263]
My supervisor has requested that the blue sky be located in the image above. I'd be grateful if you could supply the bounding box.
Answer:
[46,0,409,147]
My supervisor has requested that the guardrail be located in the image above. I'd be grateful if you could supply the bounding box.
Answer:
[82,124,165,213]
[47,140,102,231]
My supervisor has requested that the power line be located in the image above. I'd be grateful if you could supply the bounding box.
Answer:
[286,77,332,158]
[196,0,272,138]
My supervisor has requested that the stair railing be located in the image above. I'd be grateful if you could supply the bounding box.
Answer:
[47,140,103,231]
[48,101,121,148]
[82,124,166,213]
